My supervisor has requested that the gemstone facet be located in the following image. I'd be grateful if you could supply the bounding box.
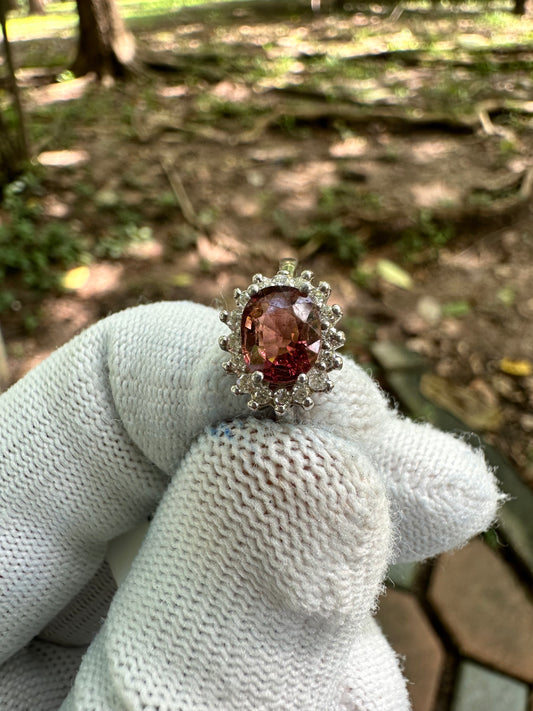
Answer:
[219,260,344,415]
[241,286,321,388]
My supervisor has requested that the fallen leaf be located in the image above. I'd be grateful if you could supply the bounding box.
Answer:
[442,300,470,318]
[61,266,90,291]
[37,149,89,168]
[172,273,193,287]
[496,286,516,306]
[376,259,413,290]
[420,373,502,431]
[500,358,532,377]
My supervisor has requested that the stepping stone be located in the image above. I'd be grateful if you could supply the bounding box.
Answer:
[451,660,529,711]
[483,444,533,578]
[377,588,445,711]
[428,539,533,683]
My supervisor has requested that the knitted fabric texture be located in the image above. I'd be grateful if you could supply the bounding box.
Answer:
[0,301,502,710]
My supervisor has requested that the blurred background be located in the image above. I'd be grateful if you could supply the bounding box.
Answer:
[1,0,532,709]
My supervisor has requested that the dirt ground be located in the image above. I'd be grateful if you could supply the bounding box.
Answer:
[2,0,533,487]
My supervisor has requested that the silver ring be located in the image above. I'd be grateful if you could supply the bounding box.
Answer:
[219,259,344,416]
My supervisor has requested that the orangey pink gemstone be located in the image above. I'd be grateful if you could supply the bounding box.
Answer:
[241,286,321,387]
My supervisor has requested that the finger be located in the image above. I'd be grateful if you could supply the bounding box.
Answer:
[105,301,247,472]
[38,560,117,647]
[64,418,391,709]
[306,358,501,561]
[366,417,502,561]
[340,617,411,711]
[0,312,165,661]
[0,640,84,711]
[0,302,243,662]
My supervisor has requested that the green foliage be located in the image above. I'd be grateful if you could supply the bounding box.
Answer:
[0,170,158,299]
[94,223,153,260]
[343,315,376,350]
[294,219,366,265]
[399,209,455,262]
[441,299,471,318]
[0,174,85,292]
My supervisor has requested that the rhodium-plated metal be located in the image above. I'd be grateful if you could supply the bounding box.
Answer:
[219,260,344,416]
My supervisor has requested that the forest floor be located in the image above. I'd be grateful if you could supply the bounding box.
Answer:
[1,0,533,490]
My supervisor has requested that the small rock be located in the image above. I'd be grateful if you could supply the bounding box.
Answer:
[94,189,119,208]
[469,352,485,376]
[435,359,455,378]
[440,318,462,338]
[406,338,437,359]
[520,414,533,432]
[492,374,524,404]
[428,539,533,683]
[402,313,427,336]
[451,661,529,711]
[501,231,519,252]
[417,295,442,325]
[246,170,265,187]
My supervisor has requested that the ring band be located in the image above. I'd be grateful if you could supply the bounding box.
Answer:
[219,259,344,416]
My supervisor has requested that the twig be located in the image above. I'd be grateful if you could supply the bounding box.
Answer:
[389,2,405,22]
[519,166,533,200]
[0,6,30,161]
[478,107,496,135]
[0,324,9,392]
[159,157,202,230]
[477,106,515,142]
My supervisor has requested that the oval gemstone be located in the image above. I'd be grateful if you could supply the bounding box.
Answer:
[241,285,321,387]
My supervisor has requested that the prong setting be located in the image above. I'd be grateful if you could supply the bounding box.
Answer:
[219,261,344,415]
[318,281,331,297]
[219,335,230,351]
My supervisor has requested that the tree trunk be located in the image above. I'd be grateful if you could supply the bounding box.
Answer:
[513,0,532,14]
[0,324,9,392]
[71,0,136,80]
[0,0,30,184]
[28,0,47,15]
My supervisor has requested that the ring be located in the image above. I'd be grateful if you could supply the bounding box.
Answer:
[219,258,344,416]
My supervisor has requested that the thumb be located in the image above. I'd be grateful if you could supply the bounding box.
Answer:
[64,418,392,710]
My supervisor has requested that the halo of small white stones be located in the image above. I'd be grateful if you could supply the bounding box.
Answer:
[219,266,344,416]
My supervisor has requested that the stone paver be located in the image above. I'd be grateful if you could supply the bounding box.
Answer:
[451,660,529,711]
[483,444,533,578]
[428,539,533,683]
[374,342,533,707]
[377,588,445,711]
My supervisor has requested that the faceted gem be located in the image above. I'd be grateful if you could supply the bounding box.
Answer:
[241,286,321,387]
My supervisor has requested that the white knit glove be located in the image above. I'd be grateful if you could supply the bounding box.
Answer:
[0,301,501,710]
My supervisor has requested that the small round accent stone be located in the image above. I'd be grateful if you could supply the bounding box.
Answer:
[241,285,322,387]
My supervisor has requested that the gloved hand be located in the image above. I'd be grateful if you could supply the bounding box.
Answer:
[0,301,501,710]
